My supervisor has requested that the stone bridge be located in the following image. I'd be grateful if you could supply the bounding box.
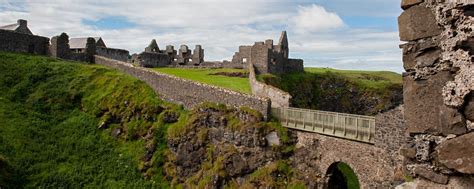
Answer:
[280,106,407,188]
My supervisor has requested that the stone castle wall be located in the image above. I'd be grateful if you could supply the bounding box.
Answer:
[96,47,129,62]
[50,33,70,59]
[231,46,251,68]
[0,29,49,55]
[137,52,171,68]
[250,42,270,74]
[398,0,473,187]
[248,62,291,108]
[94,55,271,118]
[287,59,304,73]
[375,106,407,156]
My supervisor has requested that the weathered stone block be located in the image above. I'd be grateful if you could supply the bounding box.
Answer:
[413,166,449,184]
[400,37,439,71]
[401,0,423,10]
[416,48,441,68]
[436,132,474,174]
[439,107,467,135]
[464,93,474,121]
[398,6,442,41]
[404,71,454,134]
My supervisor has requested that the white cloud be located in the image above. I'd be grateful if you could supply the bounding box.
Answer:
[291,4,344,33]
[0,0,403,72]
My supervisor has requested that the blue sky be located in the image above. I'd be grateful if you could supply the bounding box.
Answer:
[0,0,403,72]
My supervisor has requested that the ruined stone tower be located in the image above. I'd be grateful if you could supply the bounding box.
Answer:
[145,39,160,53]
[277,31,289,59]
[231,31,303,74]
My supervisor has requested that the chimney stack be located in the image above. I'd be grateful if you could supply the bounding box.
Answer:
[17,19,27,27]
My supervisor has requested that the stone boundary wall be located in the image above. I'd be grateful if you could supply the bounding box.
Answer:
[96,47,129,62]
[0,29,49,55]
[248,63,291,108]
[94,55,271,118]
[398,0,473,187]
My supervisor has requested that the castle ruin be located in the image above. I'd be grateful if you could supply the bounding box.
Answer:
[131,39,204,67]
[231,31,304,74]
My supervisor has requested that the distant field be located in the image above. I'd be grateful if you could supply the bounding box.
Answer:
[152,68,251,94]
[304,67,402,90]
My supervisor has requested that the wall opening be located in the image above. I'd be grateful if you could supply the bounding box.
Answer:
[242,58,248,63]
[326,162,360,189]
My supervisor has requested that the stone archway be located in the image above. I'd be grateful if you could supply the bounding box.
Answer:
[325,162,360,189]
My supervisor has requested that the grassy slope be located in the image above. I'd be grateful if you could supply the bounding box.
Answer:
[259,67,403,115]
[152,68,251,94]
[304,68,402,90]
[0,52,184,188]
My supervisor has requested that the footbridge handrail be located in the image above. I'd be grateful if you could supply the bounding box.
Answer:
[272,107,376,144]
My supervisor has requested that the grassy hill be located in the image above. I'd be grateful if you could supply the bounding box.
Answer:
[0,52,187,188]
[0,52,298,189]
[259,67,403,115]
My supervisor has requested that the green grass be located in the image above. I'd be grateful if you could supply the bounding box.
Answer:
[337,163,360,189]
[152,68,251,94]
[0,52,180,188]
[304,67,401,90]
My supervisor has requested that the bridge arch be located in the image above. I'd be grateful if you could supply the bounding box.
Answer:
[326,162,360,189]
[295,131,402,188]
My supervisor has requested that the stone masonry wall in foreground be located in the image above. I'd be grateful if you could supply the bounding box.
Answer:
[398,0,473,187]
[94,55,271,118]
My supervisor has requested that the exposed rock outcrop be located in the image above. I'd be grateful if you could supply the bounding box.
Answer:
[165,105,299,188]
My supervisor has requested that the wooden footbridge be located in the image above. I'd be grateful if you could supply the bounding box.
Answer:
[271,107,376,144]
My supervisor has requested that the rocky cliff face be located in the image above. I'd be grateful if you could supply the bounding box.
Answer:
[163,105,307,188]
[261,71,403,116]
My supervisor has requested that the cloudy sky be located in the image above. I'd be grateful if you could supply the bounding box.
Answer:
[0,0,404,72]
